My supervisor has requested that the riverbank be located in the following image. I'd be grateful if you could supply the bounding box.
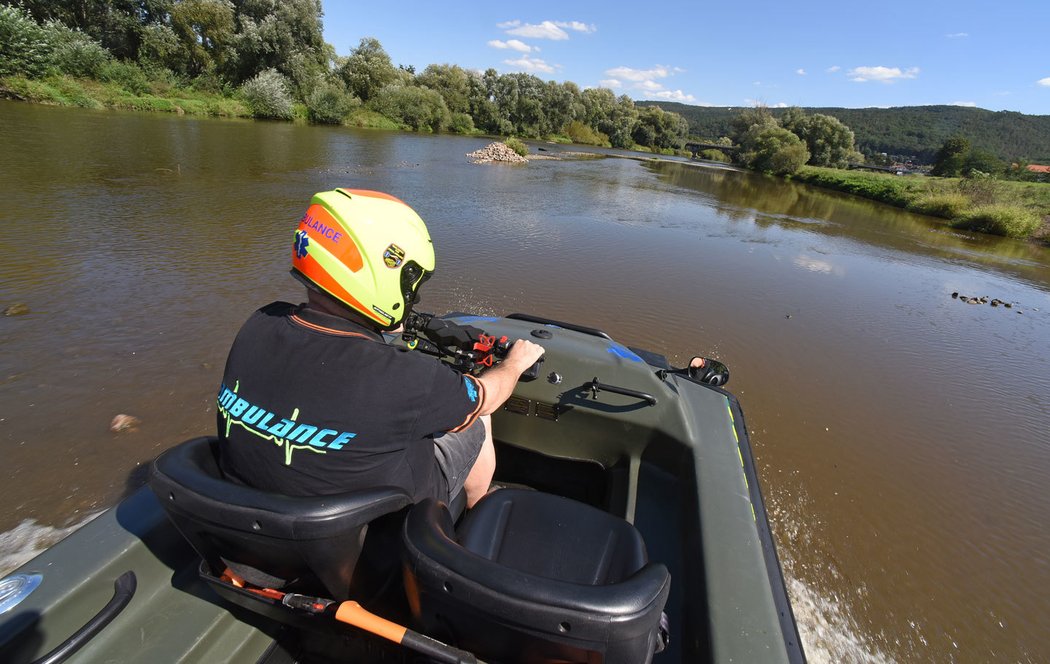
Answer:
[0,74,405,131]
[4,75,1047,245]
[789,166,1050,243]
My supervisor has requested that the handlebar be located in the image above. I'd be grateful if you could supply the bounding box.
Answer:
[402,312,511,375]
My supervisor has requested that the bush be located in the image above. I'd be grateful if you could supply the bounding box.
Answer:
[907,192,971,218]
[958,175,1004,206]
[240,68,294,120]
[698,149,731,163]
[952,205,1041,239]
[50,37,111,78]
[306,83,356,124]
[0,6,54,77]
[448,112,476,134]
[505,137,528,157]
[564,120,610,147]
[99,61,151,95]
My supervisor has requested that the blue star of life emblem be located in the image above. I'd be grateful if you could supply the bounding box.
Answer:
[294,230,310,258]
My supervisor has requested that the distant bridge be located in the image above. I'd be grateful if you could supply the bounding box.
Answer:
[684,142,740,158]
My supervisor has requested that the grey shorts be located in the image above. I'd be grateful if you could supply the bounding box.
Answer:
[433,419,486,503]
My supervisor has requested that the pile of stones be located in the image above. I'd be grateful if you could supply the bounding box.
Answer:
[466,142,528,164]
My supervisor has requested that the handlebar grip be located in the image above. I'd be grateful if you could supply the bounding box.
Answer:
[519,358,543,382]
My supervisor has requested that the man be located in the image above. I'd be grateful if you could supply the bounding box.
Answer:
[216,188,544,509]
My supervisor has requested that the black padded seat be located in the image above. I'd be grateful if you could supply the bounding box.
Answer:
[402,489,670,664]
[149,437,413,606]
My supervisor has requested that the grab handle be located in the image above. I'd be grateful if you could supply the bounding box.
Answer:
[587,378,657,406]
[31,571,137,664]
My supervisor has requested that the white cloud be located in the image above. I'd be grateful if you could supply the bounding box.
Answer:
[554,21,596,33]
[605,66,670,82]
[1038,77,1050,87]
[826,65,841,73]
[949,100,977,107]
[796,68,807,75]
[503,56,556,74]
[599,79,622,89]
[653,90,696,102]
[946,32,969,38]
[848,66,920,83]
[488,39,533,53]
[506,21,563,40]
[744,99,788,108]
[602,65,698,101]
[497,19,595,39]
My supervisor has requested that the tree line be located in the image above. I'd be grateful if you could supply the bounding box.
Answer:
[0,1,690,151]
[646,101,1050,165]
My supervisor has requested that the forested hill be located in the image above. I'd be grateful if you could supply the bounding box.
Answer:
[643,102,1050,164]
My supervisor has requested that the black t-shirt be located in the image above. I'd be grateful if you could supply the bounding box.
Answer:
[216,302,484,502]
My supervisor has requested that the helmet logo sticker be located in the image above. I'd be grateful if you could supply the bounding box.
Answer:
[383,244,405,268]
[294,230,310,259]
[301,211,343,243]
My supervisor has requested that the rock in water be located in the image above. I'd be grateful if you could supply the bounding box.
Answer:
[3,303,30,316]
[110,414,141,433]
[466,142,528,164]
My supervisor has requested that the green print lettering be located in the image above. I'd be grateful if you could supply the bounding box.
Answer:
[216,382,357,465]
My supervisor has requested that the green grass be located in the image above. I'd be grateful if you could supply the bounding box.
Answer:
[952,205,1043,239]
[907,192,971,218]
[0,74,250,117]
[791,166,1050,240]
[344,107,402,130]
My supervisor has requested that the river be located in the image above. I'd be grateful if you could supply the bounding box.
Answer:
[1,101,1048,663]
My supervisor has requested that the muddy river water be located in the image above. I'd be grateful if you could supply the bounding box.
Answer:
[1,101,1048,662]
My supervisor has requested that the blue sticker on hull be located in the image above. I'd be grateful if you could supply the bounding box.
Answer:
[607,343,643,362]
[450,316,500,325]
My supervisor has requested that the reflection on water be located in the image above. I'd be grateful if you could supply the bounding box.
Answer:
[2,101,1049,662]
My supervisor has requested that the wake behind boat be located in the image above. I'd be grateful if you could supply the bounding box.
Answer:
[0,312,804,663]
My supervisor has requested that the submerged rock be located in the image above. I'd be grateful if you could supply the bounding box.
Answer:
[110,414,141,433]
[3,303,29,316]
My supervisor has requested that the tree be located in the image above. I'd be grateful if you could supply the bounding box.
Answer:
[223,0,327,88]
[739,124,810,175]
[962,148,1005,177]
[169,0,235,77]
[931,136,971,177]
[415,63,471,115]
[598,95,639,149]
[787,112,860,168]
[338,37,396,102]
[466,69,500,133]
[12,0,170,61]
[369,85,450,132]
[730,105,774,144]
[633,105,687,150]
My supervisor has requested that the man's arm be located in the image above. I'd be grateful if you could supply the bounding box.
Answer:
[475,339,545,416]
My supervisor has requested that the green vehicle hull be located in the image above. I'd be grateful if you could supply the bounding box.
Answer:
[0,313,804,663]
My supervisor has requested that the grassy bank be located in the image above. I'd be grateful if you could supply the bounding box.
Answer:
[0,74,251,117]
[790,166,1050,242]
[0,74,402,131]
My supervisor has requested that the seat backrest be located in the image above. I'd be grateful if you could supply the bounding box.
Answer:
[402,492,670,664]
[149,437,412,601]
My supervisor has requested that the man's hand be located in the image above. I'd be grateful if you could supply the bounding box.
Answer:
[503,338,546,373]
[475,339,546,415]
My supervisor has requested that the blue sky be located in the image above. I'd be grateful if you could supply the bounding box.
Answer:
[321,1,1050,115]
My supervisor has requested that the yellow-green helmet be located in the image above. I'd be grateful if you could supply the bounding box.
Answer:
[291,189,435,329]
